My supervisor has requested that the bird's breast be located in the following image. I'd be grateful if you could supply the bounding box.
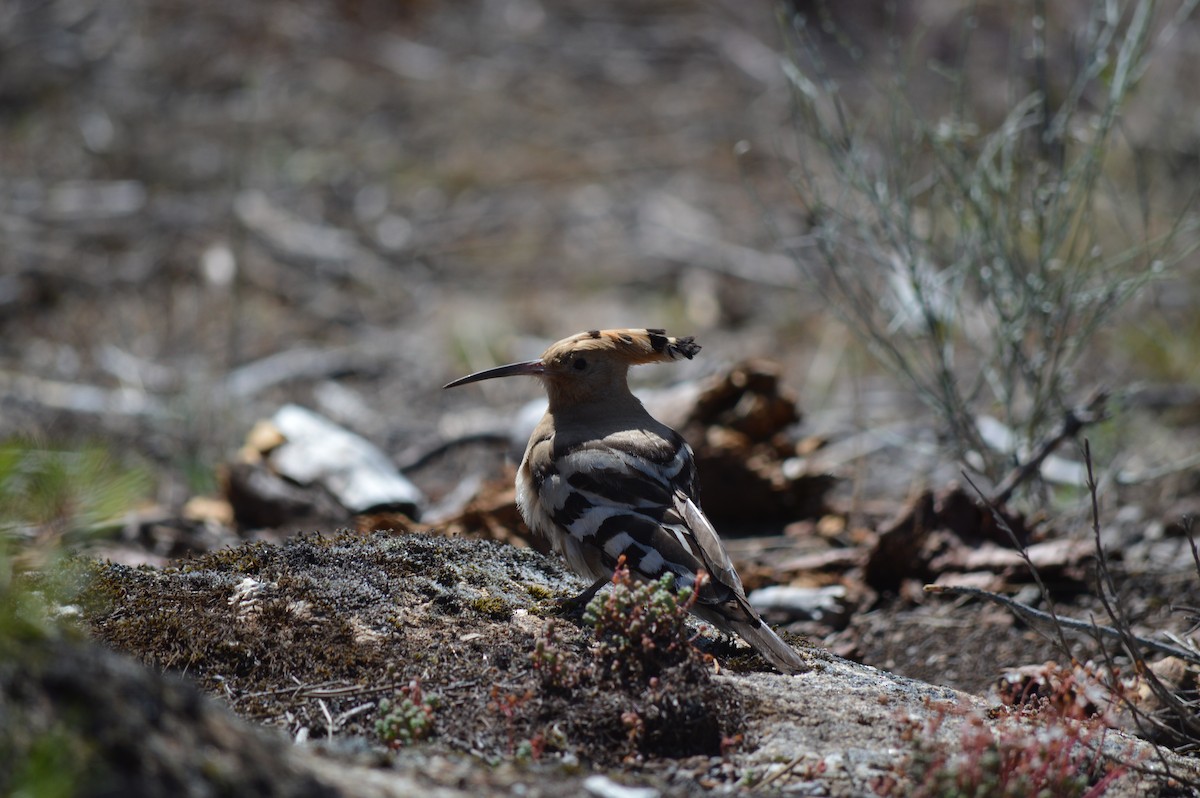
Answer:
[514,457,540,530]
[517,450,610,581]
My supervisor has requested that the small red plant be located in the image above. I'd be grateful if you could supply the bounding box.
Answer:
[881,680,1135,798]
[583,556,703,683]
[487,685,534,757]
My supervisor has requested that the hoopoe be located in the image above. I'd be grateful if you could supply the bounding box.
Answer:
[444,328,809,674]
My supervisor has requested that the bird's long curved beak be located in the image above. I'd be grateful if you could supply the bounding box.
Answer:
[442,360,545,389]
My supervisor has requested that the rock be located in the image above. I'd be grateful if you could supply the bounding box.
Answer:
[582,774,660,798]
[227,405,426,529]
[746,584,850,624]
[0,635,337,798]
[269,405,424,516]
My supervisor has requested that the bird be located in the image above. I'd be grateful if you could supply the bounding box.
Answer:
[444,328,809,674]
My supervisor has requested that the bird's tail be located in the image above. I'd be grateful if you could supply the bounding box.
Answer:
[727,617,810,674]
[693,599,810,674]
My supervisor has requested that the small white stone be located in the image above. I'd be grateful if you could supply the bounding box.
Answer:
[582,774,660,798]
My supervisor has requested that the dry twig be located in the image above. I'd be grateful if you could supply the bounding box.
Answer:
[988,389,1109,505]
[922,583,1198,664]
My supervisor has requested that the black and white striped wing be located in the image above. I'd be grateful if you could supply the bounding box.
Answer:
[537,431,744,604]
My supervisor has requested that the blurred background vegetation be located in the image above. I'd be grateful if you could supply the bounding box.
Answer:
[1,0,1198,559]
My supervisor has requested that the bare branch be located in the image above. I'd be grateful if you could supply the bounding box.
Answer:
[923,583,1199,664]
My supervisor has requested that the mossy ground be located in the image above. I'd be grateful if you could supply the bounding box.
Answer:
[79,532,750,772]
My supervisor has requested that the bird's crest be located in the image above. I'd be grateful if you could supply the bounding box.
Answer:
[542,328,700,366]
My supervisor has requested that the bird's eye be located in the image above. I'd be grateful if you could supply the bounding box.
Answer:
[573,357,588,371]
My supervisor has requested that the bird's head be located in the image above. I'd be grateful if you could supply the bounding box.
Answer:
[443,328,700,408]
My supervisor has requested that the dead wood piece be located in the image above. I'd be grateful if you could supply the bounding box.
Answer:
[936,483,1032,547]
[863,483,1041,593]
[927,538,1092,579]
[692,443,834,525]
[863,490,937,594]
[685,359,801,442]
[224,461,348,530]
[775,547,865,575]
